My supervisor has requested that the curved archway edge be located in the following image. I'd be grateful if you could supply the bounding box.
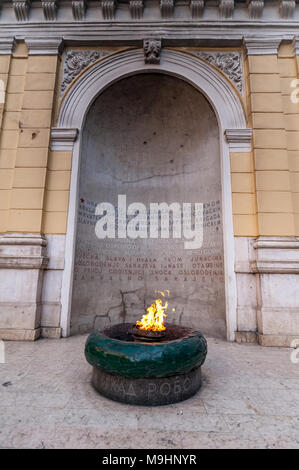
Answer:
[58,48,246,130]
[56,48,249,341]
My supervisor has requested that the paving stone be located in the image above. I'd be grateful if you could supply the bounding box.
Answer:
[0,334,299,448]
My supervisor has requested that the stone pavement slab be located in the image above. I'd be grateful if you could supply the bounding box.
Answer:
[0,335,299,449]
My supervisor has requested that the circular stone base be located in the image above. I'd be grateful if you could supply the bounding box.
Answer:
[91,366,202,406]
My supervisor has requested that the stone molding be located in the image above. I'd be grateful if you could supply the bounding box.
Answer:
[0,29,297,51]
[0,234,48,341]
[0,36,16,55]
[58,48,246,130]
[61,47,243,96]
[244,38,282,56]
[0,328,41,341]
[187,50,243,94]
[292,36,299,56]
[25,37,64,55]
[235,237,299,274]
[1,0,299,25]
[0,233,48,269]
[50,128,78,151]
[225,128,252,152]
[234,236,299,347]
[251,237,299,274]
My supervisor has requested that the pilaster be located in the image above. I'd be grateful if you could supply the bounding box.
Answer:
[0,233,48,340]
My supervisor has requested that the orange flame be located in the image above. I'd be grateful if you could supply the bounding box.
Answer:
[136,297,168,332]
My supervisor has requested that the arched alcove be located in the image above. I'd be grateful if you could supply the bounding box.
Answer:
[56,48,249,340]
[70,73,226,337]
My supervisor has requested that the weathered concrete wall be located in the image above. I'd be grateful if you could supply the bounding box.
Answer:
[70,74,226,337]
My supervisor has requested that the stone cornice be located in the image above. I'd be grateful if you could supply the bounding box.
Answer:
[292,36,299,55]
[50,127,78,150]
[0,0,299,26]
[25,37,64,55]
[251,237,299,274]
[0,233,47,247]
[0,233,48,270]
[0,36,16,55]
[225,128,252,152]
[244,37,282,55]
[0,22,296,50]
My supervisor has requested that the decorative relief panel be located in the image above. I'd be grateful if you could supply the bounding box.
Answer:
[61,48,243,96]
[187,50,243,94]
[61,49,119,94]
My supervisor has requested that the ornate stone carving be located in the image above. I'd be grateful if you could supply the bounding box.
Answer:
[279,0,295,18]
[101,0,117,19]
[247,0,264,19]
[160,0,174,18]
[13,0,31,21]
[218,0,234,18]
[189,50,243,94]
[72,0,86,20]
[143,39,162,65]
[190,0,205,18]
[61,49,117,94]
[129,0,143,19]
[42,1,58,21]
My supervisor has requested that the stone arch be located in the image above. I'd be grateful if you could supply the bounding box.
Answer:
[55,48,249,340]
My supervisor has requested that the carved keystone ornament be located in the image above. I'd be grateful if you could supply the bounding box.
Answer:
[143,39,162,64]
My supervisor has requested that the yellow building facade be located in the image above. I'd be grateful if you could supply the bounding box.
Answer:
[0,0,299,346]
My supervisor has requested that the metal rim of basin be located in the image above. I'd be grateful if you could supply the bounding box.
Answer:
[85,323,207,379]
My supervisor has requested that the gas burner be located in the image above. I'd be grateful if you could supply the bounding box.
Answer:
[132,325,166,342]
